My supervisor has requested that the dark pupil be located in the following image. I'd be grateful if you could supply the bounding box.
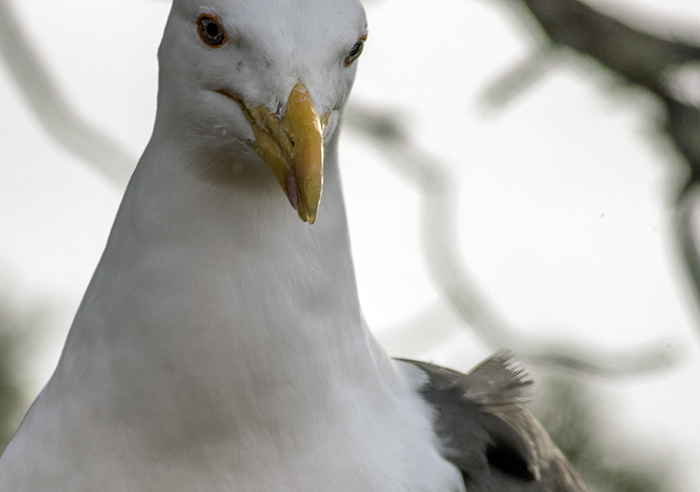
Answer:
[201,17,224,45]
[349,42,361,56]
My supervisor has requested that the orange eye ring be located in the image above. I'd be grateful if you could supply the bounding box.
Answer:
[197,14,227,48]
[344,35,367,67]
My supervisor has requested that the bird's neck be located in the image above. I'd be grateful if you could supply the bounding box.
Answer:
[57,134,392,426]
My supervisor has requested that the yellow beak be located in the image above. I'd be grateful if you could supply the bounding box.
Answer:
[220,82,328,224]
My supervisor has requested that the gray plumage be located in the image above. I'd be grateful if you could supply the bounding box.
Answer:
[401,352,589,492]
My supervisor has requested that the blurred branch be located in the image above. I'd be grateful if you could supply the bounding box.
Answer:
[675,187,700,328]
[481,45,561,108]
[502,0,700,189]
[494,0,700,336]
[346,104,678,377]
[0,0,133,187]
[509,0,700,96]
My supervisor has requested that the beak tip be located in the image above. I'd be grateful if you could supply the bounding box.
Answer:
[296,202,318,224]
[306,210,317,225]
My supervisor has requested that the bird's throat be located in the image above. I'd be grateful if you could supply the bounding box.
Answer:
[56,138,381,431]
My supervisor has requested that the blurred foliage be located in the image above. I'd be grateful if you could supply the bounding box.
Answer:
[532,376,675,492]
[0,293,43,452]
[0,336,21,451]
[0,329,21,451]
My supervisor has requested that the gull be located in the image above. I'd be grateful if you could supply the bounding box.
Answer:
[0,0,589,490]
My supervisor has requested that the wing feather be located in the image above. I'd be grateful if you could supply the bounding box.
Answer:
[398,352,589,492]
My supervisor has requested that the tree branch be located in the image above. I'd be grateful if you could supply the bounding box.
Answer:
[500,0,700,338]
[345,104,678,377]
[0,0,134,187]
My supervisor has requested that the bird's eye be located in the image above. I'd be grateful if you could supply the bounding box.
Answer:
[198,14,227,47]
[344,35,367,67]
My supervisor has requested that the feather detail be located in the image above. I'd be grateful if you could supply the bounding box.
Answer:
[462,350,533,409]
[398,353,590,491]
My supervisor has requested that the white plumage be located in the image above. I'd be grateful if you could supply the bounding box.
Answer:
[0,1,587,491]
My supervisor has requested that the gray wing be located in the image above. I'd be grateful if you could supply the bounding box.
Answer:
[398,352,589,492]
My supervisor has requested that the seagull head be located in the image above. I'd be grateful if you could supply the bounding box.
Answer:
[155,0,368,224]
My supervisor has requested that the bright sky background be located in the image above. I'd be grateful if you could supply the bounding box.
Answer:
[1,0,699,488]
